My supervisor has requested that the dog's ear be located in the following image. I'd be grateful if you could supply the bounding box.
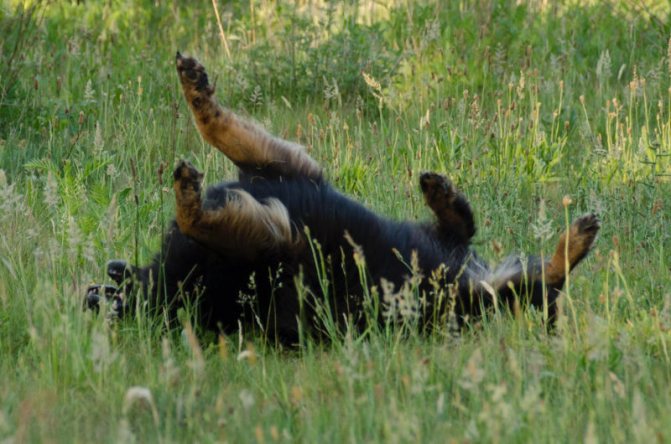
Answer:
[107,260,132,285]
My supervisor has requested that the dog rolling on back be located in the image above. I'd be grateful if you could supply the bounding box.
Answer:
[85,54,600,343]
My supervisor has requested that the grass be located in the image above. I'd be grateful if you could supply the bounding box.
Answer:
[1,0,670,442]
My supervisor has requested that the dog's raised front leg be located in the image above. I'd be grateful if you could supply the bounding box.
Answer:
[175,53,322,180]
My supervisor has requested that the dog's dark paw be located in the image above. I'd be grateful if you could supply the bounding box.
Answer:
[419,172,457,205]
[173,159,203,194]
[172,160,203,186]
[568,213,601,257]
[175,52,213,96]
[574,213,601,236]
[83,284,119,313]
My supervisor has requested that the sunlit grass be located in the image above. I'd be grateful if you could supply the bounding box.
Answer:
[0,0,670,442]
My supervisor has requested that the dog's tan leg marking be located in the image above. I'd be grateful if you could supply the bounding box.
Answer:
[486,213,600,292]
[175,53,322,180]
[173,160,294,260]
[544,213,600,284]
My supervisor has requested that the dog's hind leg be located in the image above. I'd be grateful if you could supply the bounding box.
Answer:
[486,213,600,323]
[173,160,295,260]
[419,172,475,243]
[543,213,601,284]
[175,53,322,180]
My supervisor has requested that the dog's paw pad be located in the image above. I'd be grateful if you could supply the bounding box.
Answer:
[173,160,203,196]
[575,213,601,235]
[173,160,201,181]
[175,52,212,94]
[567,213,601,259]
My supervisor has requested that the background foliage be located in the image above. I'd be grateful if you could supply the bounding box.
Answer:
[0,0,670,442]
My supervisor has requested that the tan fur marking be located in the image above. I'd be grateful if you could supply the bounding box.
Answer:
[176,54,322,179]
[173,161,294,260]
[485,214,599,292]
[545,214,600,284]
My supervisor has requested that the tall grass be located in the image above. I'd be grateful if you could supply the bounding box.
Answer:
[0,0,670,442]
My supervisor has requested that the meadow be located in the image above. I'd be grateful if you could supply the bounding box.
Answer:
[1,0,670,442]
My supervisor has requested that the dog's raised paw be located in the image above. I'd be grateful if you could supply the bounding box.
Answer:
[173,160,203,193]
[175,52,212,95]
[420,172,457,205]
[574,213,601,236]
[563,212,601,268]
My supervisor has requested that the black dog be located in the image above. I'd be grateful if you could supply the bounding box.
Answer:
[85,53,600,343]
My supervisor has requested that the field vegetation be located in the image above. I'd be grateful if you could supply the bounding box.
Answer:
[1,0,670,442]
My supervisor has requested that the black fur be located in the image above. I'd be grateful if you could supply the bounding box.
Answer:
[81,53,601,345]
[86,169,570,344]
